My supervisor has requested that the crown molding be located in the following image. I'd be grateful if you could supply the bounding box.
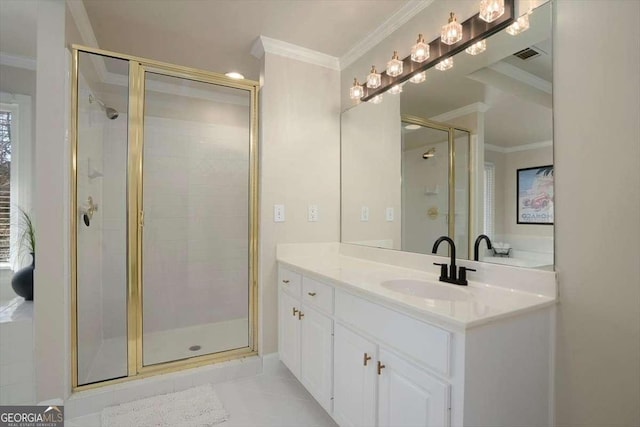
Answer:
[339,0,435,71]
[0,52,36,71]
[429,102,491,123]
[485,140,552,153]
[488,61,552,94]
[251,36,339,70]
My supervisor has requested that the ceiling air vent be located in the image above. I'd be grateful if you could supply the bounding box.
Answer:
[513,47,540,61]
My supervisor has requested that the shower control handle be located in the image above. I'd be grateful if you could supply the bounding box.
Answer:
[308,292,316,297]
[292,307,298,316]
[282,280,290,284]
[298,311,304,320]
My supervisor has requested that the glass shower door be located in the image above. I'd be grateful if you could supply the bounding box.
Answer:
[141,71,252,366]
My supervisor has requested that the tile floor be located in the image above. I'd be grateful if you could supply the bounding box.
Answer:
[66,361,338,427]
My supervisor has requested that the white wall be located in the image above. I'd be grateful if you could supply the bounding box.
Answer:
[554,1,640,425]
[341,97,402,249]
[258,53,340,354]
[34,0,68,401]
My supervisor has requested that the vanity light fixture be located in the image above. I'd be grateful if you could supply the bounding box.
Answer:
[465,40,487,55]
[349,0,516,102]
[409,71,426,84]
[441,12,463,45]
[479,0,505,23]
[388,84,403,95]
[350,78,364,100]
[435,57,454,71]
[367,65,381,89]
[386,51,403,77]
[411,34,430,63]
[506,11,531,35]
[368,94,383,104]
[225,71,245,80]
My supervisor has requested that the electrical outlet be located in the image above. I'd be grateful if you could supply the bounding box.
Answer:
[274,204,285,222]
[308,204,319,222]
[360,206,369,222]
[385,207,394,222]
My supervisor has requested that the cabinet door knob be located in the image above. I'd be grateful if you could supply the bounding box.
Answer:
[377,361,386,375]
[308,292,317,297]
[363,353,372,366]
[292,307,298,316]
[298,311,304,320]
[282,279,290,284]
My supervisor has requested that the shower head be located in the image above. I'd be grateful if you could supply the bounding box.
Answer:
[422,148,436,159]
[89,94,119,120]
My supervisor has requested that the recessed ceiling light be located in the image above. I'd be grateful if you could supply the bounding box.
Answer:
[225,72,245,80]
[404,124,421,130]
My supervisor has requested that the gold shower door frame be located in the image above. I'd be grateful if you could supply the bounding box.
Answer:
[70,45,260,391]
[401,115,473,258]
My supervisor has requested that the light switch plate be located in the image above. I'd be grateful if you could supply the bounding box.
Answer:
[360,206,369,222]
[308,204,319,222]
[385,207,394,222]
[274,204,285,222]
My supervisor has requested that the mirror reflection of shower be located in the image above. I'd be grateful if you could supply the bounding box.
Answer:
[89,94,119,120]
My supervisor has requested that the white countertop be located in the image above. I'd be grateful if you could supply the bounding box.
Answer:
[277,250,556,331]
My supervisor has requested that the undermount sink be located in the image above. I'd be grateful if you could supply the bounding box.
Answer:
[381,279,469,301]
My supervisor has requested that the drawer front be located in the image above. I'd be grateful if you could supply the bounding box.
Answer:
[302,277,334,314]
[335,289,451,377]
[279,267,302,298]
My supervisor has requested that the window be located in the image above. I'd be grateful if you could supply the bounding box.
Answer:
[484,162,495,238]
[0,111,10,263]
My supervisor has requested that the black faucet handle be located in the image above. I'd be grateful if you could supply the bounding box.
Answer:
[458,266,476,283]
[433,263,448,280]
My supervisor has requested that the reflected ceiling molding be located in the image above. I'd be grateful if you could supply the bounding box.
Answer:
[250,36,339,71]
[488,61,551,94]
[339,0,436,70]
[0,52,36,71]
[485,139,552,153]
[429,102,490,123]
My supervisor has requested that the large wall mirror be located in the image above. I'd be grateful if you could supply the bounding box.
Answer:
[341,1,553,270]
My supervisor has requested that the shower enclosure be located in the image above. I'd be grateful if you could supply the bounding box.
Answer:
[71,46,259,389]
[401,116,471,258]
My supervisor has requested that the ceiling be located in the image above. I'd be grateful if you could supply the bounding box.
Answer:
[0,0,37,58]
[81,0,413,81]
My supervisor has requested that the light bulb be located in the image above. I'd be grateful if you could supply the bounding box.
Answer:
[435,57,454,71]
[411,34,430,63]
[367,65,381,89]
[409,71,426,84]
[441,12,463,45]
[479,0,505,23]
[386,51,403,77]
[349,78,364,100]
[388,84,403,95]
[465,39,487,55]
[506,13,530,36]
[368,94,383,104]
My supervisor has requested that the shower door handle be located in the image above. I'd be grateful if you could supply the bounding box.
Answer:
[139,210,145,227]
[292,307,298,316]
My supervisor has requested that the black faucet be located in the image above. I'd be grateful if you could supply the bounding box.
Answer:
[473,234,493,261]
[432,236,475,286]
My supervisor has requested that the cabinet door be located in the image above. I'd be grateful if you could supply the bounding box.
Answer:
[279,291,301,377]
[333,323,377,427]
[377,349,450,427]
[300,305,333,412]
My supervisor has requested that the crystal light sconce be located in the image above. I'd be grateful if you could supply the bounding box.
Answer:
[506,11,531,35]
[350,0,516,103]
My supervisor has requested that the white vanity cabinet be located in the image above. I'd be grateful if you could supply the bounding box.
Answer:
[278,267,334,412]
[277,263,553,427]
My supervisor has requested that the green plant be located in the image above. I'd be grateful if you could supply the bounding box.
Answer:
[18,207,35,254]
